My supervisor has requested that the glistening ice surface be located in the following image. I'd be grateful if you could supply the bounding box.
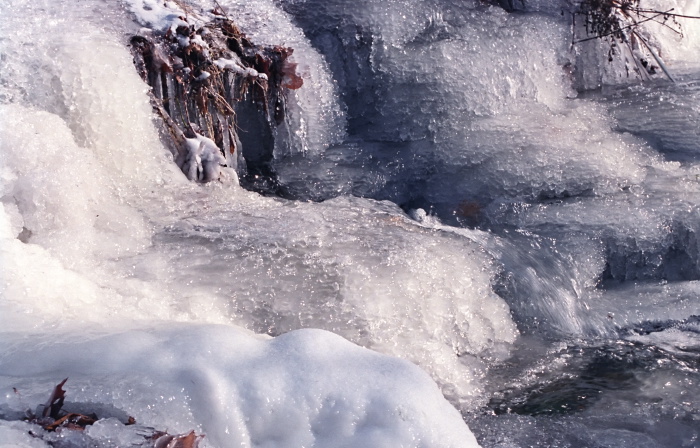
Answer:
[1,0,700,447]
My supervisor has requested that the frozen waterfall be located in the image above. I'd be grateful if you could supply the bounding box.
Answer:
[1,0,700,447]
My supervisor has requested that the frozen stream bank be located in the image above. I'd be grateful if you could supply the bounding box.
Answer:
[1,0,700,447]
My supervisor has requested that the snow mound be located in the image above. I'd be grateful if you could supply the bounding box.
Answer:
[0,325,480,448]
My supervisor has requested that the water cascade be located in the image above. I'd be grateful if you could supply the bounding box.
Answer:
[1,0,700,446]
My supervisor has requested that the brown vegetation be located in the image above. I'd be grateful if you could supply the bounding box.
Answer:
[130,6,302,182]
[17,379,204,448]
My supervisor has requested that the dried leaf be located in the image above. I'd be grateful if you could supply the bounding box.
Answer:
[168,431,203,448]
[42,378,68,419]
[44,413,97,432]
[19,381,204,448]
[281,61,303,90]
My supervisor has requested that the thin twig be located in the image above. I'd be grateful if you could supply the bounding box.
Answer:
[212,0,231,21]
[574,10,669,43]
[633,10,683,36]
[626,8,700,20]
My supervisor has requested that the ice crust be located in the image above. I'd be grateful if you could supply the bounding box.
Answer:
[273,0,669,222]
[273,0,700,338]
[0,325,479,448]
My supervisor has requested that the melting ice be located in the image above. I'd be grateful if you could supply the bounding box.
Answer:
[1,0,700,447]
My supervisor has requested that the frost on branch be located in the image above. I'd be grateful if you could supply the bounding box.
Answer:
[572,0,700,82]
[129,3,303,185]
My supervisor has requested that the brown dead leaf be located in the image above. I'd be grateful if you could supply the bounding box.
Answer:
[154,430,204,448]
[170,430,204,448]
[281,61,303,89]
[42,378,67,419]
[44,413,97,432]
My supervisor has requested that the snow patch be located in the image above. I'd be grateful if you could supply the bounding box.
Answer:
[0,325,480,448]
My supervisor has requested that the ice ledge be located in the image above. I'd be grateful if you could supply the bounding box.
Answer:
[0,324,480,448]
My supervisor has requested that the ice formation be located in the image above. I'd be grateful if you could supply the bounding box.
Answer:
[1,0,700,447]
[0,0,506,446]
[0,326,479,447]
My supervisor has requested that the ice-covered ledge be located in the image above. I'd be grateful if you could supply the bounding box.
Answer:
[0,324,481,447]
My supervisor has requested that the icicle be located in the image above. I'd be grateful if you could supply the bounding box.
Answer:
[632,30,676,83]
